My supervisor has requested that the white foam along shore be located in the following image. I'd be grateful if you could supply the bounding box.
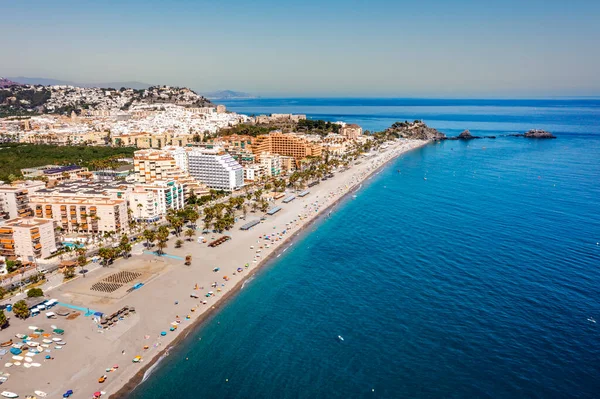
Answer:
[0,139,427,398]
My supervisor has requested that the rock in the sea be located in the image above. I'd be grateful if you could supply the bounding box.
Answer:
[456,130,480,140]
[523,129,556,139]
[385,120,446,140]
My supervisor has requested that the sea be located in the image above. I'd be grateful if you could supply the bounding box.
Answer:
[128,98,600,398]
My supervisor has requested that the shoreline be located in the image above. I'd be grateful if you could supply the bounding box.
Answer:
[110,139,429,398]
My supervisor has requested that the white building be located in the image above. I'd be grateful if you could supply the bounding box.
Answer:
[128,187,161,223]
[243,164,268,182]
[188,147,244,191]
[257,152,282,177]
[135,180,185,216]
[162,146,190,173]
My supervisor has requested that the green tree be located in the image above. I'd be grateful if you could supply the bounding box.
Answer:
[184,228,195,241]
[0,309,8,329]
[63,267,76,280]
[119,234,132,257]
[175,239,183,248]
[12,300,30,319]
[98,246,114,267]
[143,229,155,248]
[0,286,6,300]
[27,287,44,298]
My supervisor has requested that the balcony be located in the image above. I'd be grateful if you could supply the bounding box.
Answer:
[31,233,41,240]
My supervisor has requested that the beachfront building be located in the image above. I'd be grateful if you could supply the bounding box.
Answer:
[134,180,185,216]
[28,195,128,235]
[340,123,363,139]
[243,164,268,182]
[0,181,46,220]
[187,147,244,191]
[252,132,322,167]
[257,152,282,177]
[128,186,161,223]
[0,217,58,260]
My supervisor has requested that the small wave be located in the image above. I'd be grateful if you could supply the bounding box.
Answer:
[140,347,171,384]
[241,276,255,290]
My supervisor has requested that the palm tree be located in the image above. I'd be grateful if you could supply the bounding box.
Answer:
[242,205,248,219]
[98,247,113,267]
[119,234,132,258]
[143,229,155,249]
[185,228,195,242]
[175,239,183,248]
[137,203,143,220]
[156,240,167,255]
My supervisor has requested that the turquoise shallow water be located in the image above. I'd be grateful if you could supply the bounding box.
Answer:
[129,99,600,398]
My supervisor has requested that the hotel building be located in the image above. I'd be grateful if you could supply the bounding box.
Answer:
[188,147,244,191]
[0,217,58,260]
[0,181,46,220]
[252,132,322,167]
[29,195,128,235]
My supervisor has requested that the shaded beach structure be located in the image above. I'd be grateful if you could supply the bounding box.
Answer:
[91,271,142,293]
[208,236,231,247]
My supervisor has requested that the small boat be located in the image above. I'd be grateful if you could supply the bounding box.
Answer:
[34,391,47,398]
[338,335,344,341]
[1,392,18,398]
[423,177,427,180]
[588,317,596,323]
[0,341,12,348]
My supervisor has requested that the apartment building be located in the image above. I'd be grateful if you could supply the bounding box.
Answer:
[188,147,244,191]
[0,217,58,260]
[21,165,88,181]
[257,152,282,177]
[129,187,161,223]
[252,132,322,167]
[134,180,185,216]
[0,181,45,220]
[340,124,363,139]
[134,149,182,183]
[113,132,196,149]
[29,195,128,234]
[243,164,268,182]
[162,146,190,173]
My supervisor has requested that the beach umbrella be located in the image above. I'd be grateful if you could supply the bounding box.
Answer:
[94,392,101,397]
[160,331,167,336]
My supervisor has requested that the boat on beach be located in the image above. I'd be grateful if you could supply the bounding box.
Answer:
[1,392,18,398]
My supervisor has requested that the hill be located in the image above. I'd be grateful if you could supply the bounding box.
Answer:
[0,84,213,117]
[8,77,152,90]
[204,90,256,99]
[0,78,22,88]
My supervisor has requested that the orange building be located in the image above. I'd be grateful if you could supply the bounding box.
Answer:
[252,132,322,166]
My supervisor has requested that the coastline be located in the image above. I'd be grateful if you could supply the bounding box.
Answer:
[0,139,428,398]
[110,139,429,398]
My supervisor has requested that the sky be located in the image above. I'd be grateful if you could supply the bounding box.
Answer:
[2,0,600,97]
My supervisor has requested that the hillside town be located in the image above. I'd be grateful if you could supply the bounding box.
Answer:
[0,84,376,279]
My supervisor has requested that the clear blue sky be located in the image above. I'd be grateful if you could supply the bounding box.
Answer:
[3,0,599,97]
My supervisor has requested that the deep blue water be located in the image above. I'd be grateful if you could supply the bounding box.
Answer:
[129,99,600,398]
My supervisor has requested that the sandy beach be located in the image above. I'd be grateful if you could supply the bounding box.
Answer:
[0,139,426,398]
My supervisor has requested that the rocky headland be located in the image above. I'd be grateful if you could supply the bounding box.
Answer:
[385,120,447,140]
